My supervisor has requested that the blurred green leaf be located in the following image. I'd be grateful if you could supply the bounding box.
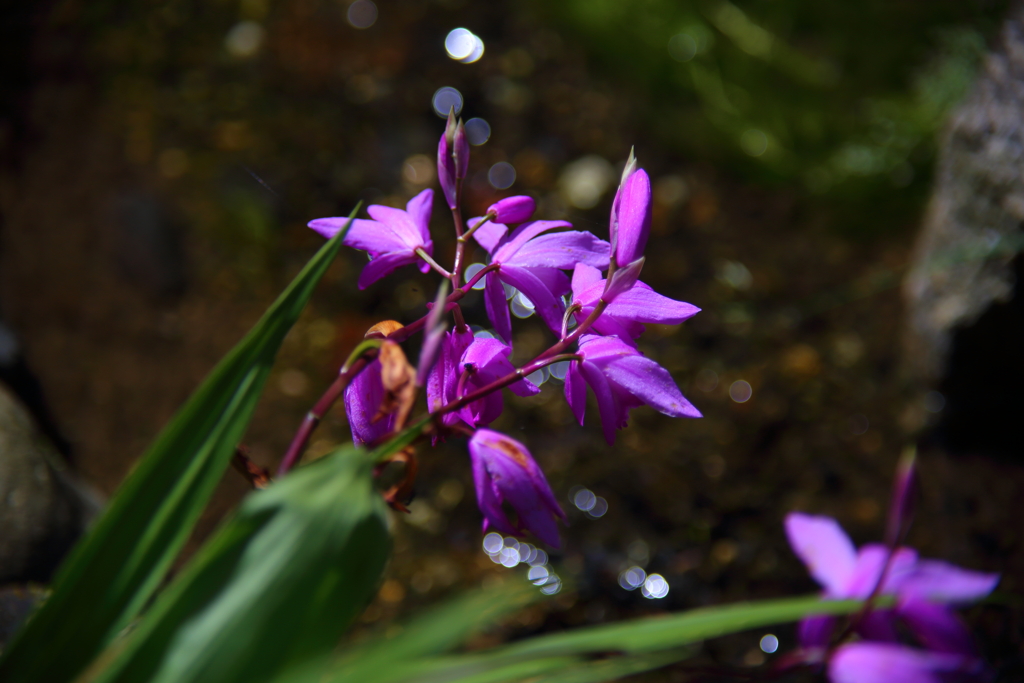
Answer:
[0,208,357,683]
[91,447,390,683]
[282,590,865,683]
[496,594,861,658]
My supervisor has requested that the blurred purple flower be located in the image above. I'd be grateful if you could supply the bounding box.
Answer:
[308,189,434,289]
[344,358,393,446]
[609,167,651,267]
[487,195,535,224]
[469,218,610,341]
[785,512,999,652]
[570,263,700,344]
[829,643,992,683]
[456,337,539,426]
[469,428,566,547]
[564,334,701,444]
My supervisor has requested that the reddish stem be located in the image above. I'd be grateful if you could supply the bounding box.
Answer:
[276,351,377,476]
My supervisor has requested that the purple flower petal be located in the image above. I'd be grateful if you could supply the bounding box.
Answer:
[308,217,404,254]
[461,337,510,370]
[472,448,518,536]
[344,358,393,445]
[366,203,428,249]
[846,545,919,598]
[900,560,1000,604]
[357,250,418,289]
[899,598,977,655]
[571,263,603,291]
[508,231,611,270]
[784,513,858,596]
[579,360,620,445]
[828,643,983,683]
[469,217,508,254]
[469,429,566,547]
[484,272,512,343]
[605,287,701,324]
[492,220,572,263]
[600,353,701,418]
[565,360,587,426]
[500,265,567,335]
[797,615,835,649]
[405,188,434,244]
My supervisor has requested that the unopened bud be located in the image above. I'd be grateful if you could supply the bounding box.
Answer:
[454,119,470,179]
[620,146,638,184]
[486,195,535,224]
[885,446,917,545]
[438,108,459,209]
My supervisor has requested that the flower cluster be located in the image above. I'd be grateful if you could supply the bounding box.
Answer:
[307,111,701,548]
[784,455,999,682]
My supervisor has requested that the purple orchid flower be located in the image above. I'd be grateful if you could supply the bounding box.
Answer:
[469,218,610,341]
[468,428,567,548]
[426,326,476,430]
[785,512,999,653]
[828,643,992,683]
[570,263,700,344]
[456,337,539,426]
[609,166,651,268]
[343,358,394,446]
[564,333,701,444]
[308,189,434,290]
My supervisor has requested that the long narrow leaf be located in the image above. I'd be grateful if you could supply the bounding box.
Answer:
[0,209,357,683]
[89,447,390,683]
[297,594,865,683]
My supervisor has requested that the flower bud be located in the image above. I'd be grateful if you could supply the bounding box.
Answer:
[609,167,651,267]
[486,195,535,225]
[454,118,469,179]
[438,108,458,209]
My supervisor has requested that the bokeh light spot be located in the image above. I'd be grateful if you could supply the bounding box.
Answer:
[641,573,669,599]
[730,380,752,403]
[760,634,779,653]
[465,117,491,145]
[432,87,463,118]
[740,129,769,157]
[346,0,377,29]
[668,33,697,62]
[225,21,264,58]
[488,161,516,189]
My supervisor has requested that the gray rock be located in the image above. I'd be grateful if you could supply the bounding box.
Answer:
[903,6,1024,381]
[0,384,101,583]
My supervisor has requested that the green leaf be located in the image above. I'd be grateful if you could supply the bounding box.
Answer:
[496,595,863,658]
[292,593,865,683]
[91,447,390,683]
[0,208,357,683]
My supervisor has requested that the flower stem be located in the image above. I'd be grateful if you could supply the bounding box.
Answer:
[415,248,451,279]
[276,344,379,476]
[433,353,581,420]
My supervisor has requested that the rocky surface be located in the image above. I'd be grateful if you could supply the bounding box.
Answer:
[904,4,1024,382]
[0,384,100,583]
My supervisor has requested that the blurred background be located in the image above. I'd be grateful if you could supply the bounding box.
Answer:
[1,0,1021,677]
